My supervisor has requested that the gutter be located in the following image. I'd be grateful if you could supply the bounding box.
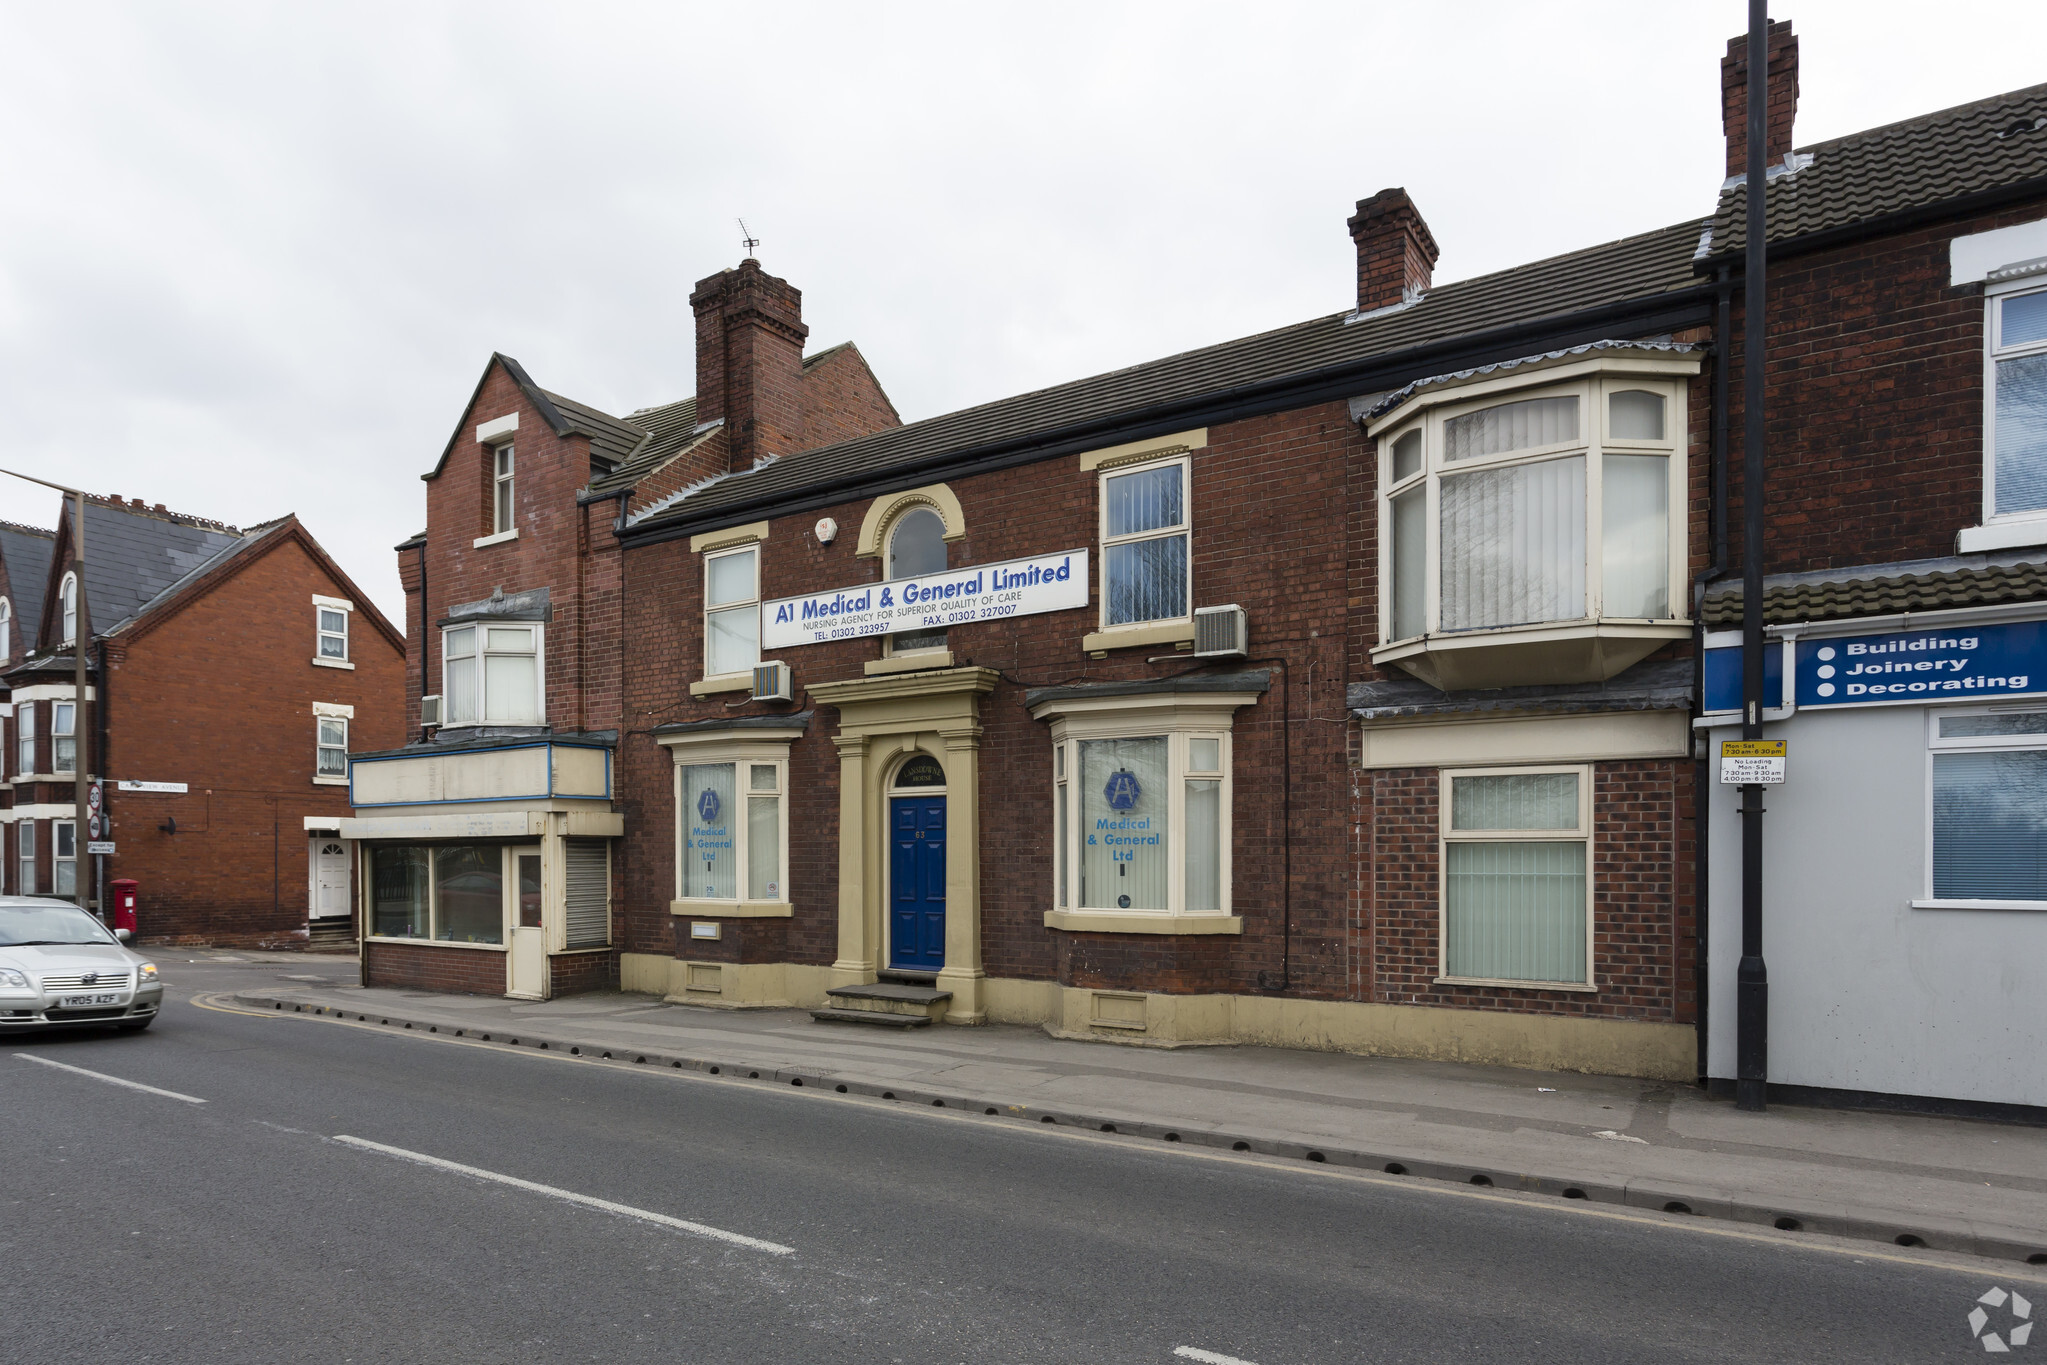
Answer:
[617,284,1716,549]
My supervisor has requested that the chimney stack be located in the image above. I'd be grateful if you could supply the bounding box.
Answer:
[690,258,810,472]
[1347,188,1439,316]
[1721,19,1799,179]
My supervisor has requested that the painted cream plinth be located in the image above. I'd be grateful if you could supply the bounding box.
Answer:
[807,667,999,1025]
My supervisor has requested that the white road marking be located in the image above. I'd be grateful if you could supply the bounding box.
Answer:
[13,1053,207,1104]
[1175,1348,1261,1365]
[330,1134,795,1255]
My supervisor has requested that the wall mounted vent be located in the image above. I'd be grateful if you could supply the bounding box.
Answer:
[419,694,443,727]
[752,661,793,702]
[1193,605,1248,659]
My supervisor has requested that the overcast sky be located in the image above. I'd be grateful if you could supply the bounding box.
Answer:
[4,1,2044,626]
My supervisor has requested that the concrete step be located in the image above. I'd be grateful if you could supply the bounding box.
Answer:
[877,968,938,987]
[810,1007,932,1029]
[824,981,952,1023]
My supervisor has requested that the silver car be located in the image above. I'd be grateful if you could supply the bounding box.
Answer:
[0,897,163,1032]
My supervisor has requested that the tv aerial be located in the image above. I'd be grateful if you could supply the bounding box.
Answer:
[738,218,761,258]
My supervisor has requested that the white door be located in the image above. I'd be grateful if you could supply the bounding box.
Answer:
[507,847,547,999]
[310,839,351,919]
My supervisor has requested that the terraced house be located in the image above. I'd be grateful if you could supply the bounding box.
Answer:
[356,24,2047,1107]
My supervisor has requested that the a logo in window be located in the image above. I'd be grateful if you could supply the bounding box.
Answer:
[697,789,722,823]
[1103,770,1143,811]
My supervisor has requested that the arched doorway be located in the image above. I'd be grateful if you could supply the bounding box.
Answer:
[887,751,947,972]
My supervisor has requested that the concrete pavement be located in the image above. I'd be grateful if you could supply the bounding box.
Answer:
[202,951,2047,1267]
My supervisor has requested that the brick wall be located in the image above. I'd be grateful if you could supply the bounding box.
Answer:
[550,949,618,995]
[364,940,506,994]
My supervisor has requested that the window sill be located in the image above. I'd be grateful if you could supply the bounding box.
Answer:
[669,898,792,918]
[312,776,348,787]
[472,528,520,549]
[1043,910,1243,935]
[1372,619,1691,690]
[1081,621,1196,654]
[689,673,753,697]
[1957,519,2047,553]
[865,650,955,677]
[312,657,355,670]
[1434,975,1597,993]
[364,936,507,952]
[1910,898,2047,912]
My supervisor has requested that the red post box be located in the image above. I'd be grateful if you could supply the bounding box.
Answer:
[111,879,139,935]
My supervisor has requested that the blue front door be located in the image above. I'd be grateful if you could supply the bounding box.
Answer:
[889,795,946,971]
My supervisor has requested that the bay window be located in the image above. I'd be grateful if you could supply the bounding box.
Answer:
[704,545,760,678]
[1100,456,1191,630]
[676,759,785,905]
[16,821,34,895]
[16,702,33,776]
[1440,767,1592,987]
[54,820,76,898]
[1986,284,2047,524]
[1371,361,1693,689]
[53,702,75,774]
[1922,707,2047,907]
[441,623,543,726]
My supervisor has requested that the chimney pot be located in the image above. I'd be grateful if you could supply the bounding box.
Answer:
[1722,19,1799,180]
[1347,188,1440,316]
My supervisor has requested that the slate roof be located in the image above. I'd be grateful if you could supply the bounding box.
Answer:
[623,220,1708,535]
[1348,658,1694,721]
[540,388,648,472]
[1700,82,2047,261]
[0,521,55,647]
[1700,551,2047,627]
[78,500,246,636]
[586,396,697,496]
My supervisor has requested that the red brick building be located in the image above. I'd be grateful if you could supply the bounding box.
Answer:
[357,27,2047,1092]
[1,497,405,948]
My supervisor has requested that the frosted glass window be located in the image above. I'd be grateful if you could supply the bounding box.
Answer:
[682,763,737,899]
[1602,454,1669,618]
[1439,456,1585,630]
[707,548,756,606]
[1451,773,1579,830]
[1932,751,2047,900]
[1939,711,2047,739]
[1444,842,1587,982]
[483,627,539,723]
[1102,462,1190,627]
[1185,779,1222,912]
[1055,781,1068,907]
[1189,738,1220,772]
[1391,485,1427,639]
[1079,737,1169,910]
[705,547,760,675]
[747,793,781,900]
[1608,390,1666,441]
[1391,429,1423,482]
[750,763,778,791]
[1444,395,1578,462]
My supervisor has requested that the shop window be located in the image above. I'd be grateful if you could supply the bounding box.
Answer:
[16,702,33,777]
[1099,456,1191,630]
[677,759,784,903]
[1050,729,1230,917]
[17,821,34,895]
[366,844,511,944]
[704,545,760,679]
[317,603,350,661]
[441,622,543,726]
[1440,767,1591,987]
[494,443,516,534]
[886,506,949,655]
[317,717,348,781]
[54,820,76,898]
[52,702,75,775]
[1988,286,2047,523]
[1923,708,2047,907]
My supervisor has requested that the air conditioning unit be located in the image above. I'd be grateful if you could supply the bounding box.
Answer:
[752,661,793,702]
[1193,604,1248,659]
[420,694,443,727]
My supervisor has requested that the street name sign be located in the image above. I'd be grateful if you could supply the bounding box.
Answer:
[116,780,188,793]
[86,841,116,855]
[1719,739,1786,785]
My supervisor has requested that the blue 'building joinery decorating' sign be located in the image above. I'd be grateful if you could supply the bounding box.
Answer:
[1704,618,2047,712]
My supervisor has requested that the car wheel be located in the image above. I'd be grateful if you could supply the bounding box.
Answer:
[116,1018,153,1033]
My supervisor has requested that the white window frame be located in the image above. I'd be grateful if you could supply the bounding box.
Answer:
[1982,279,2047,532]
[16,701,33,778]
[315,595,352,664]
[1437,763,1596,991]
[17,820,34,895]
[883,505,953,659]
[1097,453,1194,634]
[439,622,546,727]
[53,819,76,898]
[59,572,78,646]
[52,700,75,775]
[362,843,516,947]
[1915,703,2047,911]
[494,442,516,535]
[0,596,12,660]
[663,740,793,912]
[702,544,761,683]
[316,715,349,784]
[1376,374,1687,648]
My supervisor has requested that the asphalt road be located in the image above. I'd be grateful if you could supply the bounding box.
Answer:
[2,956,2035,1364]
